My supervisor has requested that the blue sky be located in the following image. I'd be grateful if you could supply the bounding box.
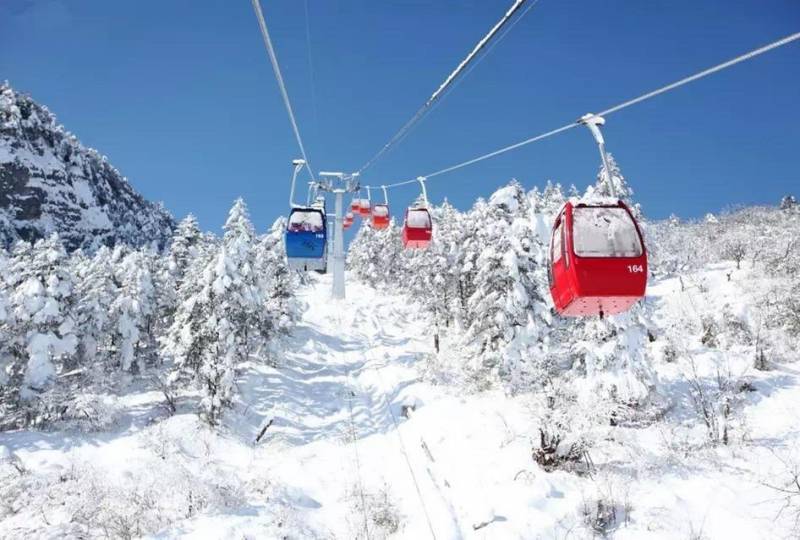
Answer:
[2,0,798,234]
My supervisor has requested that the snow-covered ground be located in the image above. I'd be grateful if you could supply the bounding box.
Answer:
[2,268,799,539]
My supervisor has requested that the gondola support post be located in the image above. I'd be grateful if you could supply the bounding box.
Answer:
[579,114,616,198]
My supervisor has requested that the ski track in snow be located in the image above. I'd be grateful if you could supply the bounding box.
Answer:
[235,274,467,539]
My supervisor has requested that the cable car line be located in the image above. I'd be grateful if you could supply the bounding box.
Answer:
[251,0,315,180]
[368,0,542,168]
[428,0,533,110]
[356,0,535,176]
[363,30,800,191]
[423,0,541,115]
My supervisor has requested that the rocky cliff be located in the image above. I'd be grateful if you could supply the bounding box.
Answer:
[0,83,174,251]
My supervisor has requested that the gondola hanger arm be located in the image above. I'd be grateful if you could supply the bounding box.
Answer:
[289,158,306,208]
[417,176,429,206]
[579,114,615,199]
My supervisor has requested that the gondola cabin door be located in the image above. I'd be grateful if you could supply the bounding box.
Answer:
[549,208,573,310]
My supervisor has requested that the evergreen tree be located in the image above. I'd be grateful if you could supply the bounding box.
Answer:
[72,246,118,366]
[168,214,203,287]
[541,180,566,215]
[0,249,9,390]
[464,182,549,379]
[585,153,641,217]
[111,250,157,372]
[157,214,204,325]
[1,235,78,417]
[348,221,384,287]
[256,217,296,335]
[163,199,266,424]
[415,201,463,343]
[349,216,405,289]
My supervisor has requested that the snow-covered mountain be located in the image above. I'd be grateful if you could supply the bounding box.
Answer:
[0,82,174,251]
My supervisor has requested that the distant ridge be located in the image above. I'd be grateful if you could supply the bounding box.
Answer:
[0,82,174,251]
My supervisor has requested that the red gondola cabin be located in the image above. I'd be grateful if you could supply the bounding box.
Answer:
[343,212,354,230]
[371,204,390,229]
[357,199,371,217]
[549,200,647,317]
[402,208,432,249]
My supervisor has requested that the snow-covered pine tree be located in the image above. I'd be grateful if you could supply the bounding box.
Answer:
[375,220,406,289]
[528,181,568,249]
[540,180,567,216]
[168,214,203,287]
[463,182,550,382]
[411,200,463,344]
[163,199,266,424]
[256,217,296,336]
[0,235,78,425]
[350,214,409,289]
[151,215,208,348]
[160,252,215,385]
[0,248,9,386]
[349,220,384,287]
[584,153,642,218]
[455,197,488,327]
[110,250,157,372]
[72,246,118,367]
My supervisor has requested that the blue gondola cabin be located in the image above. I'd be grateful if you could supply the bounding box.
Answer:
[285,207,327,272]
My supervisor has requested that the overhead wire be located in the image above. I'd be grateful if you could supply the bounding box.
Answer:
[425,0,541,111]
[365,30,800,190]
[376,0,542,160]
[251,0,315,179]
[356,0,534,176]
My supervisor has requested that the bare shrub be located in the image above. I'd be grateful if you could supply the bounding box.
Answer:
[51,393,121,432]
[762,450,800,535]
[754,349,770,371]
[723,240,747,270]
[685,357,747,446]
[699,317,718,348]
[720,307,753,346]
[578,478,631,537]
[0,453,247,538]
[531,380,600,474]
[348,483,402,539]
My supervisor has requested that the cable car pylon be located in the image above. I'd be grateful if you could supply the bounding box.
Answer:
[317,171,360,299]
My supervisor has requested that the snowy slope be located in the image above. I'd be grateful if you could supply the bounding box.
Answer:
[0,83,174,250]
[2,267,799,538]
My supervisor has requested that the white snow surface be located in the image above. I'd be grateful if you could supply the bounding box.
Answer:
[1,269,799,538]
